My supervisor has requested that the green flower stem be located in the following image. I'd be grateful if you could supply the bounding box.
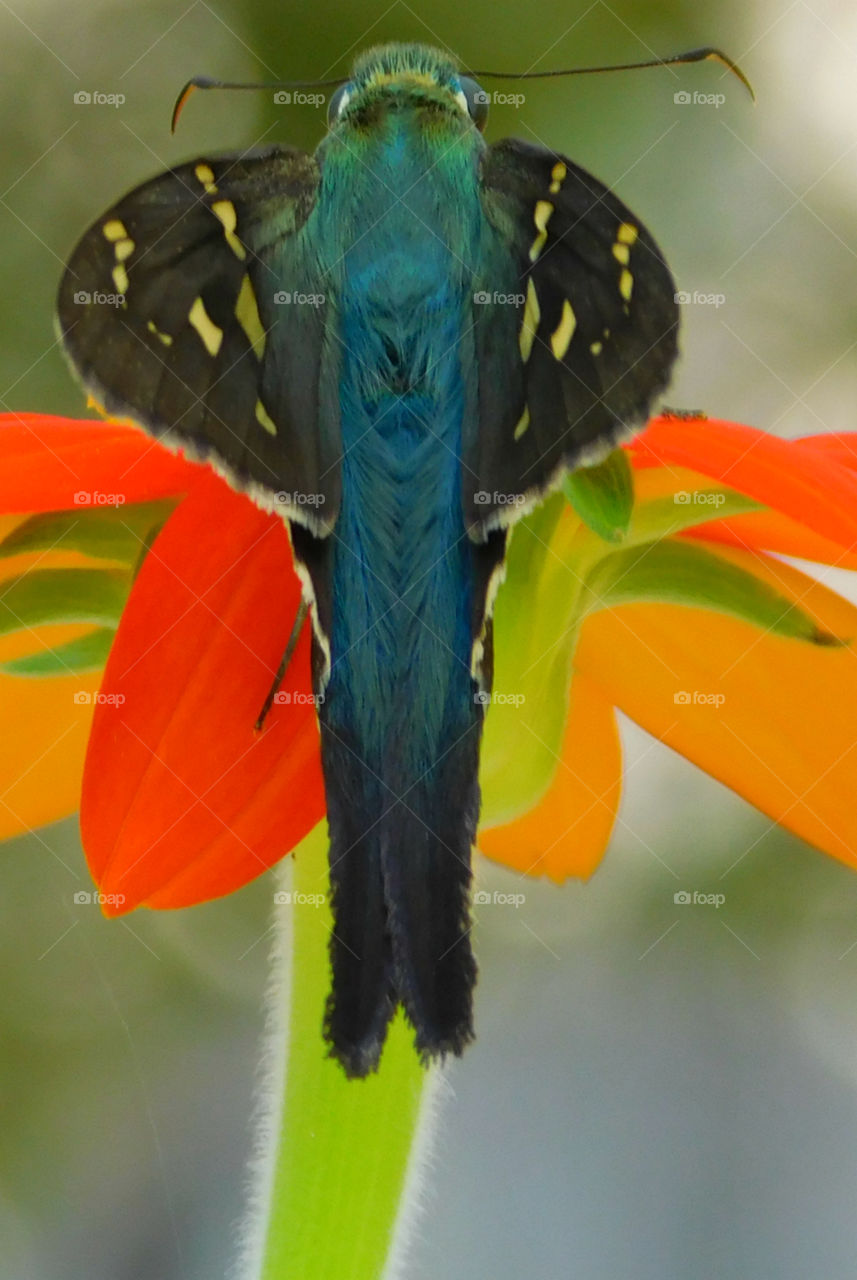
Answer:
[250,822,430,1280]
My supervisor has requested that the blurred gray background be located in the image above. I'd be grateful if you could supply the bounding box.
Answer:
[3,0,857,1276]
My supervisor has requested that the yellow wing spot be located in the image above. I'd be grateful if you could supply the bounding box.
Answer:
[146,320,173,347]
[619,269,633,302]
[616,222,638,245]
[589,341,603,356]
[603,327,610,338]
[112,263,129,294]
[255,399,277,436]
[189,296,223,357]
[612,242,630,266]
[513,405,530,441]
[549,161,567,194]
[211,199,246,261]
[519,279,540,362]
[114,237,135,262]
[235,275,266,359]
[194,163,217,194]
[550,298,576,361]
[102,220,128,242]
[529,199,554,262]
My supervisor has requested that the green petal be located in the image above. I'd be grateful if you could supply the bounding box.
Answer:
[0,626,114,676]
[480,493,584,825]
[0,499,177,570]
[586,539,844,645]
[562,447,634,543]
[0,568,131,636]
[624,489,760,547]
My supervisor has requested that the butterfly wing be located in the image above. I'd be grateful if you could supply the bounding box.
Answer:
[467,137,679,534]
[57,145,337,532]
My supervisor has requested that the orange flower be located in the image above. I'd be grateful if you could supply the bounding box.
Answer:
[0,412,323,909]
[481,417,857,881]
[4,410,857,911]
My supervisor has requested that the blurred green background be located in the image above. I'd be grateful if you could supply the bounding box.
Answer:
[3,0,857,1276]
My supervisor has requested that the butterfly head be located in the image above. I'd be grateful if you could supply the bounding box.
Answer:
[327,43,488,132]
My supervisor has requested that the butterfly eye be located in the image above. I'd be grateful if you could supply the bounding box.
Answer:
[457,76,489,129]
[327,84,352,125]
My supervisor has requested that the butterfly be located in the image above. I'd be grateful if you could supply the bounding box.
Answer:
[58,41,679,1076]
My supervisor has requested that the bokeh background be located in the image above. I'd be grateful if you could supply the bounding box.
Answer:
[3,0,857,1276]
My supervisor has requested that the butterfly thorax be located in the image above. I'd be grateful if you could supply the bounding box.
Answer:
[309,105,484,774]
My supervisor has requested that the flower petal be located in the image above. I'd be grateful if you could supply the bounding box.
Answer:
[632,417,857,553]
[0,413,197,512]
[0,670,99,838]
[480,671,621,881]
[686,510,857,570]
[575,543,857,870]
[81,472,324,912]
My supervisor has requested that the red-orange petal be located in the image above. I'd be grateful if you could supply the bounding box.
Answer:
[686,510,857,571]
[479,670,622,881]
[0,413,197,511]
[575,543,857,871]
[632,417,857,553]
[81,470,324,912]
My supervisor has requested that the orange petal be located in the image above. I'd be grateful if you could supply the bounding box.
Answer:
[0,413,197,512]
[0,670,100,839]
[632,417,857,552]
[479,671,621,881]
[576,543,857,870]
[686,510,857,570]
[81,471,325,912]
